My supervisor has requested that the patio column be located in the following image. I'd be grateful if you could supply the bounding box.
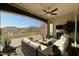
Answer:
[74,3,79,47]
[47,21,54,39]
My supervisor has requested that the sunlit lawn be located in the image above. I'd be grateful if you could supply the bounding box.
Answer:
[1,32,38,40]
[0,35,1,40]
[10,32,33,39]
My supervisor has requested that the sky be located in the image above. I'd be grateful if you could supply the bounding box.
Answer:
[0,12,44,28]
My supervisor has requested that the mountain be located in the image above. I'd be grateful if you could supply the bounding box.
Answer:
[1,23,47,38]
[1,26,21,37]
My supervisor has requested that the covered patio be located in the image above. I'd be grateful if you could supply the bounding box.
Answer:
[0,3,79,56]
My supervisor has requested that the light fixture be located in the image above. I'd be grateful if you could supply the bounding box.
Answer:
[47,14,51,16]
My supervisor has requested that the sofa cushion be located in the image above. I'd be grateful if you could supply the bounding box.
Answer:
[39,44,47,51]
[23,38,31,43]
[29,41,40,49]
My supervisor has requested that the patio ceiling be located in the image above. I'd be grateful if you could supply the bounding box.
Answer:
[0,3,79,22]
[11,3,78,21]
[0,3,47,23]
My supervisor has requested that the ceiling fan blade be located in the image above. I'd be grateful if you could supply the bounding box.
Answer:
[42,10,48,13]
[51,13,57,15]
[38,14,47,16]
[51,8,58,13]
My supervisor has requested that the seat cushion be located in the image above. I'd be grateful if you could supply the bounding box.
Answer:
[23,38,31,43]
[29,41,40,49]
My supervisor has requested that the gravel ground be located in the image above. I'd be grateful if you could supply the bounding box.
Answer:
[10,38,24,56]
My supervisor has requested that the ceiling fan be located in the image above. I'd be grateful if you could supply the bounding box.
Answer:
[42,7,58,16]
